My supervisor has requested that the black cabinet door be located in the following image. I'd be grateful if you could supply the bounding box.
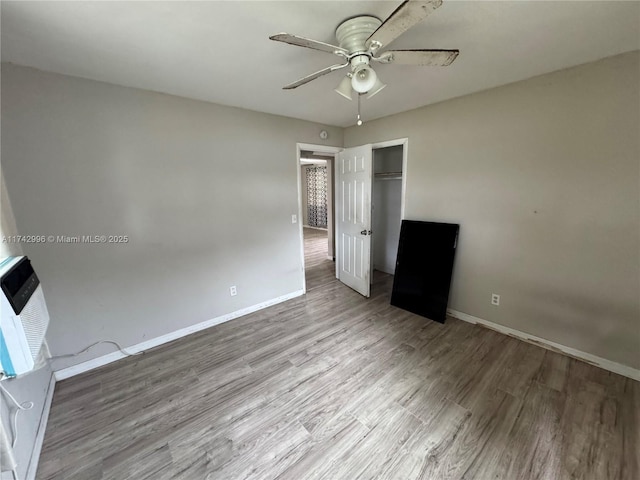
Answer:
[390,220,459,323]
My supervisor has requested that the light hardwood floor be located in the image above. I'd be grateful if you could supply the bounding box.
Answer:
[37,229,639,479]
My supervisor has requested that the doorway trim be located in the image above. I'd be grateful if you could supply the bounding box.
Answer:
[296,143,342,294]
[371,137,409,220]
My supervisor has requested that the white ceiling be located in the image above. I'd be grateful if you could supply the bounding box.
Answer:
[2,1,638,127]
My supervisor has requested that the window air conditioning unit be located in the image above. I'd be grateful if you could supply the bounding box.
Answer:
[0,256,50,378]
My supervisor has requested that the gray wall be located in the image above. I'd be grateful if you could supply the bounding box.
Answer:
[346,51,640,370]
[2,51,638,378]
[1,63,342,370]
[0,172,22,259]
[372,146,403,274]
[0,169,54,480]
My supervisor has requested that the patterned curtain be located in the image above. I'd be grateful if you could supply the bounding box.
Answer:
[306,166,327,228]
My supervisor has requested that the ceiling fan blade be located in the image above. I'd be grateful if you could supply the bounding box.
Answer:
[366,0,443,51]
[270,33,349,57]
[376,49,459,66]
[283,63,349,90]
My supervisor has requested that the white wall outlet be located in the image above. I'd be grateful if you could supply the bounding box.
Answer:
[491,293,500,306]
[291,214,297,224]
[230,285,237,296]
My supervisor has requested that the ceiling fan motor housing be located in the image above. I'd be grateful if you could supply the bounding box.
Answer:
[335,16,381,55]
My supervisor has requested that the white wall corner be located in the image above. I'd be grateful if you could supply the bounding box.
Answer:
[24,373,56,480]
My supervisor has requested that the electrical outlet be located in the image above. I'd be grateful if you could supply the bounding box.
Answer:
[230,285,237,296]
[491,293,500,306]
[291,214,297,224]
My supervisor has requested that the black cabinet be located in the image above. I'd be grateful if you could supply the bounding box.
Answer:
[390,220,459,323]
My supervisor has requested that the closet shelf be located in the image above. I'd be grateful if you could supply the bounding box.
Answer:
[374,172,402,180]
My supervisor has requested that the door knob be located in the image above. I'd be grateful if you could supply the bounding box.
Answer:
[360,230,372,235]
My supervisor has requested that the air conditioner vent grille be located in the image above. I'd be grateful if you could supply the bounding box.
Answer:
[18,284,50,359]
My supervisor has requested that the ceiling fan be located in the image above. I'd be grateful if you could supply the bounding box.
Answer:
[270,0,459,110]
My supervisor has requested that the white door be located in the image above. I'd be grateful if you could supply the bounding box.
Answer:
[336,144,373,297]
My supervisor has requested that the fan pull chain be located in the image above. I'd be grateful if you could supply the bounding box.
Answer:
[357,94,363,126]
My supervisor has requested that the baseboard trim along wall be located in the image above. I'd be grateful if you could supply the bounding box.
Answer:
[447,308,640,381]
[25,373,56,480]
[54,289,305,381]
[52,294,638,382]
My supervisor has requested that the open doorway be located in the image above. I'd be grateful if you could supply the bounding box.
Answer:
[296,143,340,292]
[301,157,330,264]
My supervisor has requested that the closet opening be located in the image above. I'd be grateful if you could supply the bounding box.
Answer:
[372,144,404,277]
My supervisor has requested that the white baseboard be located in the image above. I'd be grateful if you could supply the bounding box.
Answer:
[54,289,305,381]
[25,373,56,480]
[373,265,395,276]
[447,308,640,382]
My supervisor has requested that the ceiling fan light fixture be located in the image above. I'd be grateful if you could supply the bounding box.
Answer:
[334,75,353,101]
[351,65,377,94]
[366,77,387,99]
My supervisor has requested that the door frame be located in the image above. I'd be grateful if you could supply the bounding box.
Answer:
[296,143,341,294]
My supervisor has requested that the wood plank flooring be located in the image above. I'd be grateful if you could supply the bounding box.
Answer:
[302,227,334,291]
[36,230,639,479]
